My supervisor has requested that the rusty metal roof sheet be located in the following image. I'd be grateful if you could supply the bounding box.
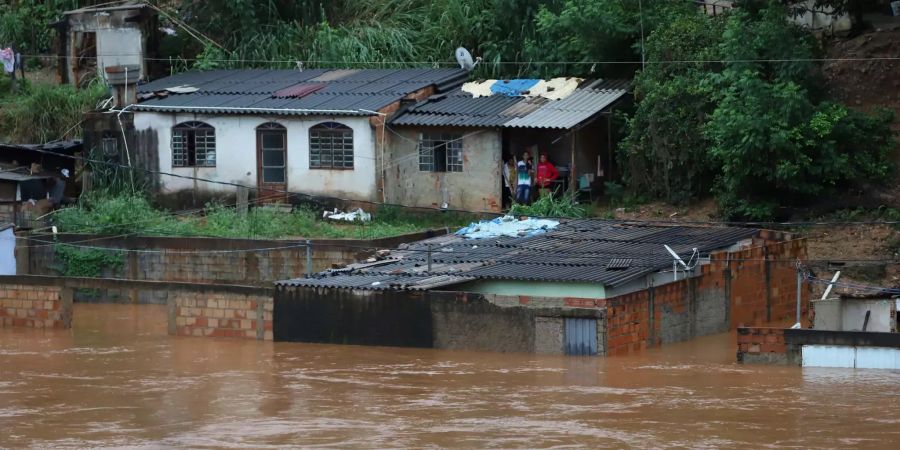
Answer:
[276,219,759,290]
[390,79,629,129]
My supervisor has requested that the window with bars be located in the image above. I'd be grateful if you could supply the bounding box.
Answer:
[419,133,463,172]
[309,122,353,169]
[172,121,216,167]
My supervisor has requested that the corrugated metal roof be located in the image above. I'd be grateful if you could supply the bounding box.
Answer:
[276,219,759,290]
[133,68,468,116]
[390,79,629,130]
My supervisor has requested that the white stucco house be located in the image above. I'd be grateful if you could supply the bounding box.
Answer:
[114,68,468,203]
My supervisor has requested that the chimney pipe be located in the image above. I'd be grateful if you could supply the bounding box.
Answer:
[104,64,140,107]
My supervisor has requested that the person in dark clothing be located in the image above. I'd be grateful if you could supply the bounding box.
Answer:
[48,169,69,209]
[515,151,534,205]
[501,154,516,208]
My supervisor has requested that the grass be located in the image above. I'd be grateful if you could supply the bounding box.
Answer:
[52,194,478,240]
[0,79,108,142]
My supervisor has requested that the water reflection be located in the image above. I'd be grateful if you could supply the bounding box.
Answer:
[0,304,898,448]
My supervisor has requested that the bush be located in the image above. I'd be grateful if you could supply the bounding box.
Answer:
[509,191,587,218]
[620,3,895,219]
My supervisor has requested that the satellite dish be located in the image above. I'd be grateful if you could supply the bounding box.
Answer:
[455,47,475,71]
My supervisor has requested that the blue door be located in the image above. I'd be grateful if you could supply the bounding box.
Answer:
[565,318,597,356]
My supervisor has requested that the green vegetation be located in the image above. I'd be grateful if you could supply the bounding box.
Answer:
[52,194,476,239]
[0,1,78,54]
[621,3,895,220]
[510,191,587,218]
[0,79,108,142]
[52,244,123,278]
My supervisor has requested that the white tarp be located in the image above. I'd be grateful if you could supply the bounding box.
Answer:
[323,208,371,222]
[455,216,559,239]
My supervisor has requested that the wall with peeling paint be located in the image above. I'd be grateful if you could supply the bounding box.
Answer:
[132,112,378,201]
[384,127,502,212]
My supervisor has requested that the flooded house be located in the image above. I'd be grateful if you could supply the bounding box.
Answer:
[274,218,806,356]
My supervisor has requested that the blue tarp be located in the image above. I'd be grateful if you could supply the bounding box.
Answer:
[490,79,540,97]
[455,216,560,239]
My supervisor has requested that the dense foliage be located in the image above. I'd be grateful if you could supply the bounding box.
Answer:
[621,3,895,219]
[0,79,108,142]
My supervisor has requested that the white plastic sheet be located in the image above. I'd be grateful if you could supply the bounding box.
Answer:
[455,215,559,239]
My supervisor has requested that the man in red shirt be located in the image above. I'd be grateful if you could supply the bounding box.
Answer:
[536,152,559,195]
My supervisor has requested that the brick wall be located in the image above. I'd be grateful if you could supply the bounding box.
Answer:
[736,327,790,364]
[170,291,273,340]
[0,283,72,329]
[23,232,441,286]
[602,239,808,355]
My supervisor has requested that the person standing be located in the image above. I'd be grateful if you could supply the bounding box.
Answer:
[536,152,559,196]
[501,154,516,208]
[515,151,534,204]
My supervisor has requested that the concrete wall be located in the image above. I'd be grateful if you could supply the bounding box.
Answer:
[132,112,378,201]
[170,290,273,340]
[0,283,72,329]
[384,127,502,212]
[813,298,897,333]
[22,232,439,289]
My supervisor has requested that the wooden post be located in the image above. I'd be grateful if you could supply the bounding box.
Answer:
[569,130,577,193]
[236,186,249,216]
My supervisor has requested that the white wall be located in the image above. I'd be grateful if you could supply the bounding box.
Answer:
[132,113,378,201]
[96,28,144,79]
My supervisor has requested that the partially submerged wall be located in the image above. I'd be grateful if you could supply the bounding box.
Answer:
[0,283,72,329]
[169,289,273,340]
[0,275,273,340]
[737,326,900,368]
[22,231,443,289]
[602,238,807,355]
[273,287,604,354]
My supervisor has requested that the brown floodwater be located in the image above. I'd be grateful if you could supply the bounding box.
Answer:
[1,304,898,449]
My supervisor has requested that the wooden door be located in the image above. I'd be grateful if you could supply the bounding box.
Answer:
[256,123,287,203]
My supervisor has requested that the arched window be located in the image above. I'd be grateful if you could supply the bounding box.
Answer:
[172,121,216,167]
[309,122,353,169]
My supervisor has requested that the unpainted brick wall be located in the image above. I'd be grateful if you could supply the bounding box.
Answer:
[603,239,808,356]
[170,291,273,340]
[0,284,72,329]
[736,327,787,355]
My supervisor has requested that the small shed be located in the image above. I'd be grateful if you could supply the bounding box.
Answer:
[53,1,159,86]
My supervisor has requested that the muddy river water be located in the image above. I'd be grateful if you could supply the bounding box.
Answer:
[1,304,898,448]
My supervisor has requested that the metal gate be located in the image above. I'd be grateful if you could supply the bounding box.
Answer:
[564,318,598,356]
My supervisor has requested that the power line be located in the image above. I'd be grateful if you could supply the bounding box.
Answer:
[20,144,900,228]
[20,53,900,65]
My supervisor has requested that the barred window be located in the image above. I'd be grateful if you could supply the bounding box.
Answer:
[419,133,463,172]
[309,122,353,169]
[172,121,216,167]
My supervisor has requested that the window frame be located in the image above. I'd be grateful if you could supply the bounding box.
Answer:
[418,132,463,173]
[309,121,354,170]
[172,121,216,168]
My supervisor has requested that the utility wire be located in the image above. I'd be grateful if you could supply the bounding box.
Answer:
[20,53,900,65]
[20,144,900,227]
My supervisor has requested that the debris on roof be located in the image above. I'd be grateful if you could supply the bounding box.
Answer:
[277,219,759,290]
[462,77,582,100]
[392,78,629,129]
[455,216,559,239]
